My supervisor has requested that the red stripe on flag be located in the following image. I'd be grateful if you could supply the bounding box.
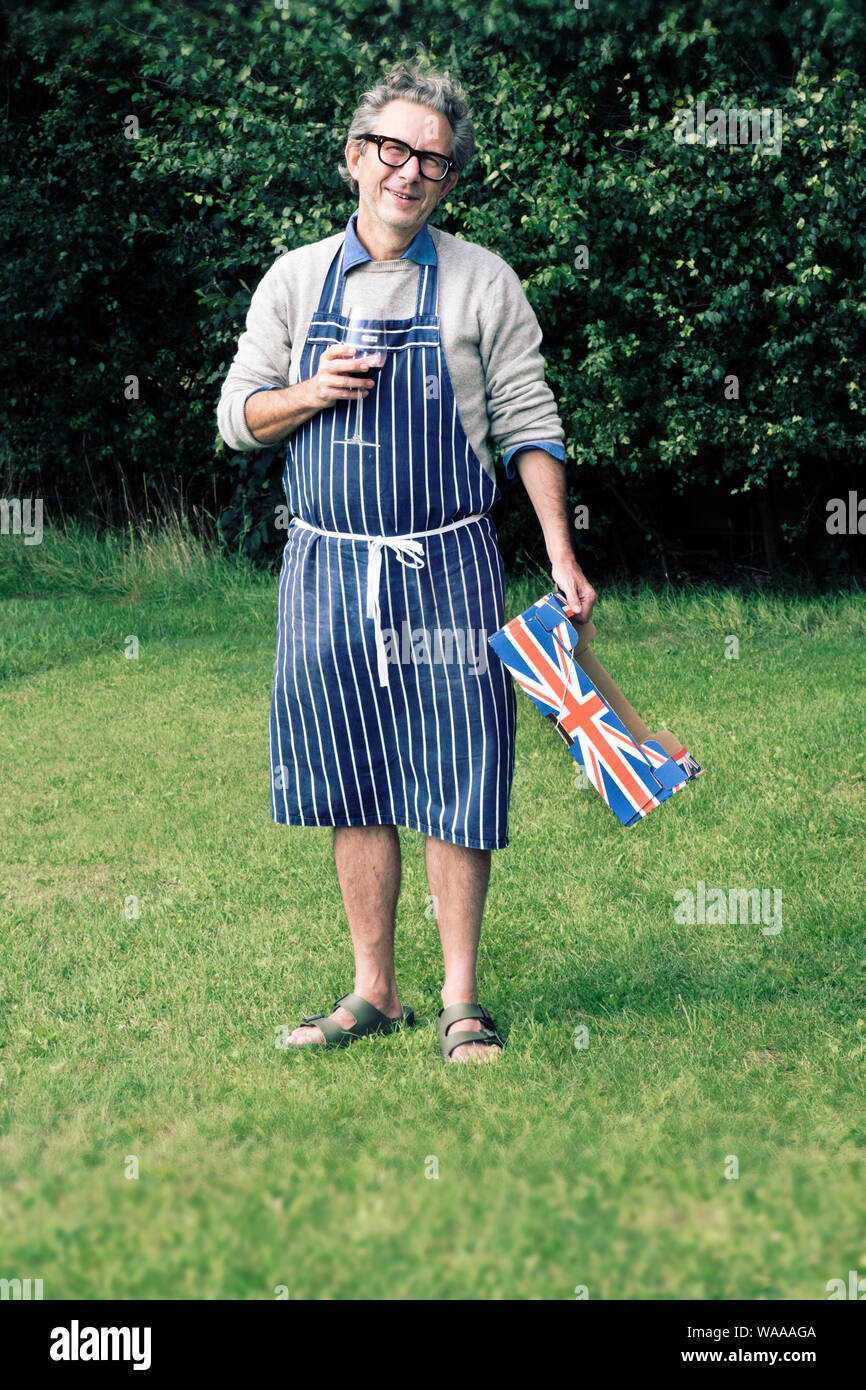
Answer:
[508,620,655,810]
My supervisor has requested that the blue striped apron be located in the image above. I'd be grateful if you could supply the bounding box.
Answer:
[268,233,517,850]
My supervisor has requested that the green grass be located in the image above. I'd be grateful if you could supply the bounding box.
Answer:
[1,516,865,1300]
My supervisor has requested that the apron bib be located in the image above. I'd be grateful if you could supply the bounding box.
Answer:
[269,228,517,850]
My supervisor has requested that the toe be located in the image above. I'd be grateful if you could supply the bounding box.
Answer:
[288,1005,360,1046]
[289,1023,326,1045]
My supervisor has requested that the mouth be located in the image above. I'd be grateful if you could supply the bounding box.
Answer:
[385,187,420,205]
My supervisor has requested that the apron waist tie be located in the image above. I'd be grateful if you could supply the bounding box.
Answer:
[291,514,486,687]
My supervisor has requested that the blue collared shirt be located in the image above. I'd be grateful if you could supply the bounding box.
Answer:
[343,208,436,270]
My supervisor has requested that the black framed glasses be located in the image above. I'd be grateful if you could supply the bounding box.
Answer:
[357,133,455,182]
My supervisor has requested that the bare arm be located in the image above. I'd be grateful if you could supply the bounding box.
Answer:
[244,345,377,446]
[512,448,598,622]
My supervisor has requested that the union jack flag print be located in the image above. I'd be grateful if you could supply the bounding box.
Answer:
[488,592,702,826]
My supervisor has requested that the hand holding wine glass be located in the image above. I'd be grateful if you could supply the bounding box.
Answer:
[305,344,378,408]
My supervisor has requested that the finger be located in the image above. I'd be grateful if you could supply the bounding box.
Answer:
[576,590,597,622]
[327,375,374,389]
[337,358,377,375]
[321,369,373,387]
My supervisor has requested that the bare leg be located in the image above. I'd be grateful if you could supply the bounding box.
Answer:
[287,825,403,1044]
[425,836,501,1063]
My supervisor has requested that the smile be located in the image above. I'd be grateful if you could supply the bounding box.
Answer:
[386,188,418,203]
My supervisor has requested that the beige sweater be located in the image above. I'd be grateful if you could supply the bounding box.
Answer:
[216,219,566,483]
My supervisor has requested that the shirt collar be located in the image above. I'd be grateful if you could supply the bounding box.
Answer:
[343,208,436,271]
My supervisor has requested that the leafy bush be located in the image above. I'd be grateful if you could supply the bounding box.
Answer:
[2,0,864,578]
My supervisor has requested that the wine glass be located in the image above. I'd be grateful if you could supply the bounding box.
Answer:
[334,306,388,449]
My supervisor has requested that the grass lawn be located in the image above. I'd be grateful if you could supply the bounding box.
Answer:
[1,518,864,1300]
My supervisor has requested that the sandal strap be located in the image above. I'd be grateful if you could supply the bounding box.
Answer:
[333,992,390,1031]
[441,1028,503,1059]
[316,1013,359,1046]
[437,1002,502,1059]
[437,1001,492,1032]
[291,994,410,1048]
[315,993,406,1046]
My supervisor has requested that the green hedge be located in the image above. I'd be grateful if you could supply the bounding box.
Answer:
[2,0,864,578]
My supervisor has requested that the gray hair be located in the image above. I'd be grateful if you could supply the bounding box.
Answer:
[339,59,475,198]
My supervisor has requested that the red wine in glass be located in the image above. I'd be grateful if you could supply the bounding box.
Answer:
[335,307,388,449]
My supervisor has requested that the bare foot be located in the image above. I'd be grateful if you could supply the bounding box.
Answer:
[286,995,402,1046]
[442,1011,503,1063]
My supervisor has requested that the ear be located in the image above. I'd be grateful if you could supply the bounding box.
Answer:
[345,140,364,179]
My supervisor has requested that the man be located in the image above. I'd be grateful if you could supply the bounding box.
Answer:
[217,61,596,1062]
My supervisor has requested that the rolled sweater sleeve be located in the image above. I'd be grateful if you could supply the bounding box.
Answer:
[217,258,293,452]
[477,262,565,476]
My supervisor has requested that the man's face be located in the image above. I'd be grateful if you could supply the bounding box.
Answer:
[346,98,459,239]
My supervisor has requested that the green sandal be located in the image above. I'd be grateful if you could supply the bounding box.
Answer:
[285,992,414,1049]
[436,1002,504,1062]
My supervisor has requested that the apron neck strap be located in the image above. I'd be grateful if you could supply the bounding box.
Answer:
[319,242,348,317]
[316,239,439,319]
[414,260,438,317]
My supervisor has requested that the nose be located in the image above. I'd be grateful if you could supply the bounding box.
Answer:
[398,153,422,180]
